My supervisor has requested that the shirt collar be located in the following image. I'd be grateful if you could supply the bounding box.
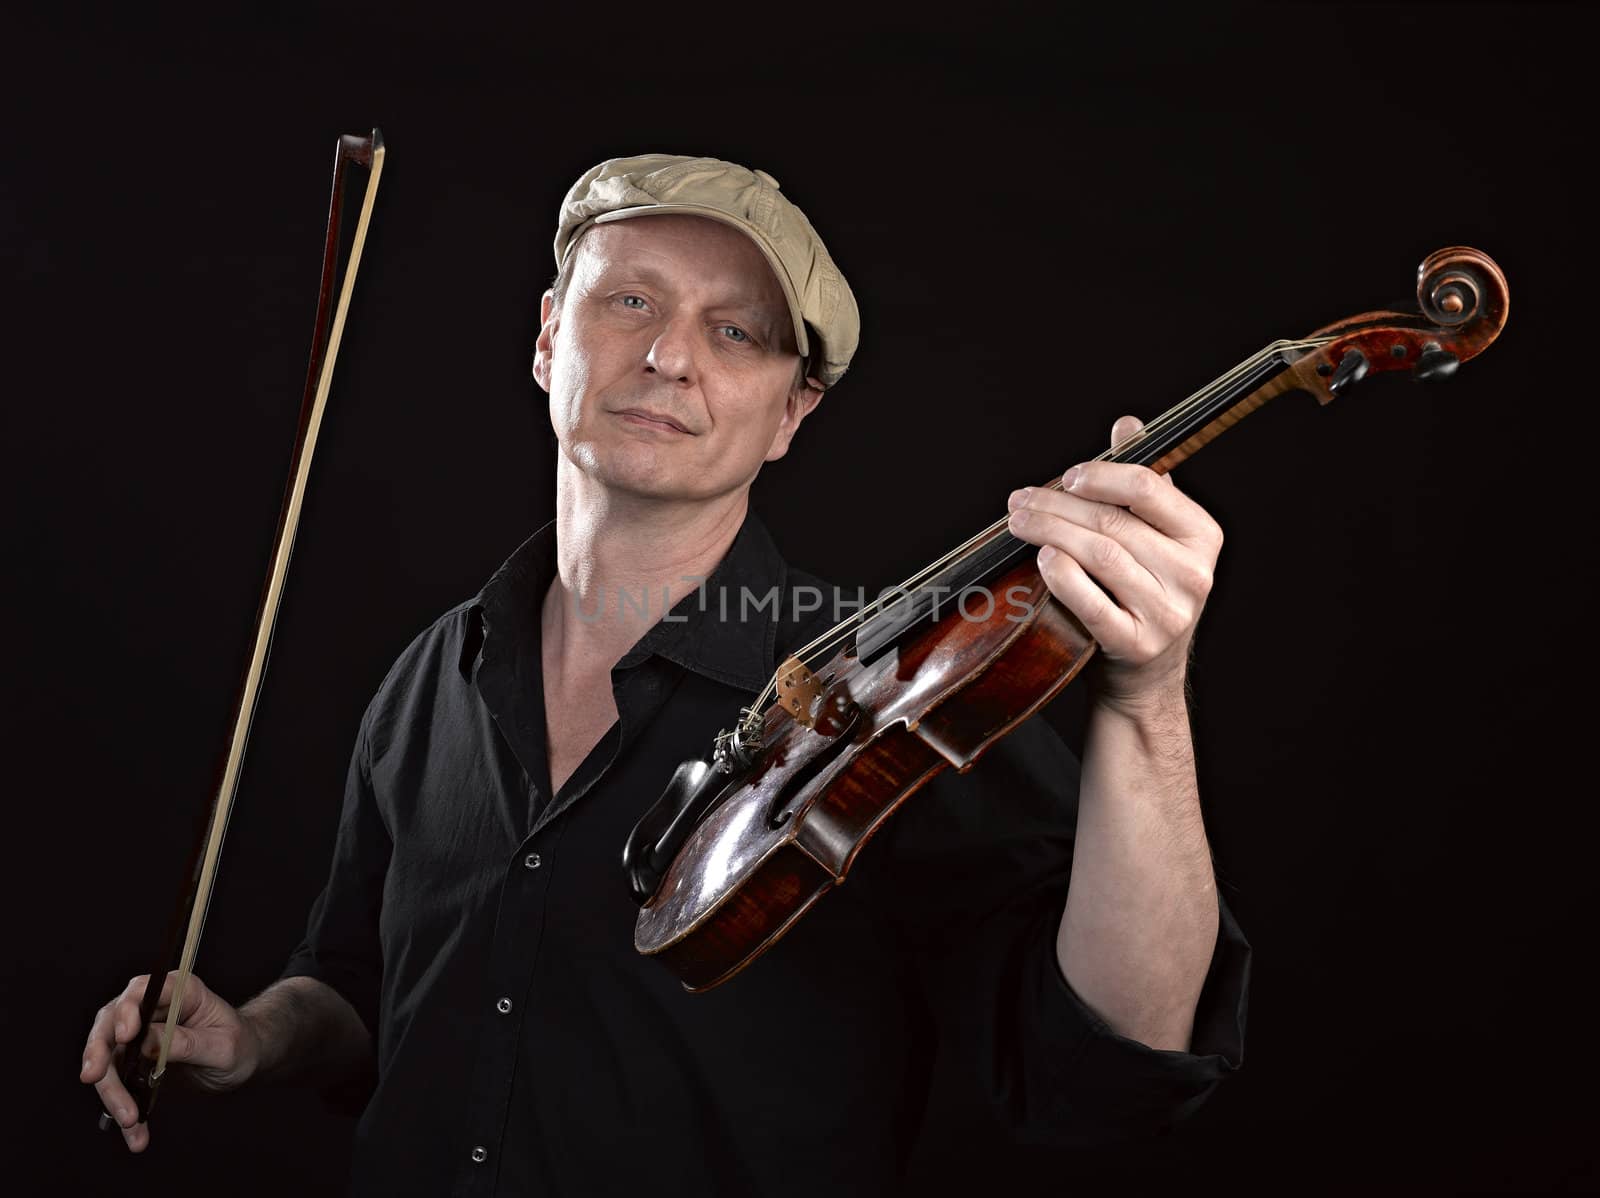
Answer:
[459,509,789,695]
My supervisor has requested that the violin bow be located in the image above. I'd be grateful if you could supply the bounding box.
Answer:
[99,127,386,1131]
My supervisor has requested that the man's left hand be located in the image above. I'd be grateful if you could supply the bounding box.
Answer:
[1005,414,1223,711]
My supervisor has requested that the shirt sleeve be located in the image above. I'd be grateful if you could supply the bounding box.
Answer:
[280,699,392,1048]
[852,713,1250,1148]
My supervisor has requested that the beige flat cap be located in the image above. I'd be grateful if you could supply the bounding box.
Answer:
[555,154,859,389]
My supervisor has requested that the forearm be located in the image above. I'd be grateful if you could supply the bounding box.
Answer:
[239,975,373,1088]
[1057,681,1219,1051]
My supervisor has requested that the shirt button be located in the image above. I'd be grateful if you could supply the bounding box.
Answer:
[524,852,542,869]
[470,1146,488,1164]
[496,997,513,1014]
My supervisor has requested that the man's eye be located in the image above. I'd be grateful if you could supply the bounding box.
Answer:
[620,295,647,310]
[720,325,750,344]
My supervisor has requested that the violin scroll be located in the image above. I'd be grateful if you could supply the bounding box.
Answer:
[1296,245,1508,404]
[1417,246,1506,329]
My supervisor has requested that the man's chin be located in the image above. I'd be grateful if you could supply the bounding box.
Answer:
[568,453,693,501]
[558,439,753,505]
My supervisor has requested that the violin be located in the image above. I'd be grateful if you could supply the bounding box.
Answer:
[623,246,1509,991]
[99,129,386,1130]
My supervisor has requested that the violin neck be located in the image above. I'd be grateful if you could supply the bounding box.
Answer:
[852,343,1297,664]
[1100,343,1294,475]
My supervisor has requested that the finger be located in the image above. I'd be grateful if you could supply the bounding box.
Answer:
[94,1054,141,1132]
[83,984,152,1085]
[82,1003,122,1082]
[135,970,192,1019]
[1007,486,1206,605]
[107,973,179,1046]
[121,1117,150,1153]
[1034,545,1138,654]
[129,970,184,1009]
[116,972,203,1042]
[167,971,211,1023]
[85,973,173,1113]
[1008,502,1165,621]
[1110,414,1176,486]
[1058,461,1217,544]
[145,972,224,1036]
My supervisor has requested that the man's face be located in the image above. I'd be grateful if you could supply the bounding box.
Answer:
[533,215,821,504]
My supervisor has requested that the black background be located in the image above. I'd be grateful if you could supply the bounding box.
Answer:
[6,3,1596,1193]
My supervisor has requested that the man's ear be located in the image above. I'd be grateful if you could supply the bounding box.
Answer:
[764,377,825,463]
[532,289,558,393]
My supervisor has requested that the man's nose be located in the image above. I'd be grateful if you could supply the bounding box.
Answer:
[644,316,696,384]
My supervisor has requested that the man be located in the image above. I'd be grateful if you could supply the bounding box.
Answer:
[82,154,1248,1194]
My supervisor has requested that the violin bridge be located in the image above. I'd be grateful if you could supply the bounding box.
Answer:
[775,656,823,729]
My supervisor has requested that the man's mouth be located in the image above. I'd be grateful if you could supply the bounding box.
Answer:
[614,408,692,434]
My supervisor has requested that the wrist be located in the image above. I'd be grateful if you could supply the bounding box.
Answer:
[234,1002,273,1082]
[1090,660,1189,725]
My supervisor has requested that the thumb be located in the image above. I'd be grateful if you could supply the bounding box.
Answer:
[165,1023,239,1071]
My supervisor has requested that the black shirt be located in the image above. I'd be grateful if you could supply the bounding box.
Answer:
[283,511,1249,1197]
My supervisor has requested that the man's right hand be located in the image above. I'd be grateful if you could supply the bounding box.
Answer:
[80,971,260,1153]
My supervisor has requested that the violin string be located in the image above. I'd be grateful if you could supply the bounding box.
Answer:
[774,341,1293,681]
[760,357,1270,707]
[747,336,1332,716]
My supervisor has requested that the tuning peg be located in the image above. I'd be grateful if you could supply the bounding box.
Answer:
[1415,344,1460,382]
[1327,348,1370,396]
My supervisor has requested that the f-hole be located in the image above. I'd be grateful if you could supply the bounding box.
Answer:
[765,708,863,829]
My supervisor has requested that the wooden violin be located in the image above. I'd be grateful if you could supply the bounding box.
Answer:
[623,246,1509,992]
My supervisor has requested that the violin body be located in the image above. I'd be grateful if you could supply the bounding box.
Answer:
[634,564,1095,990]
